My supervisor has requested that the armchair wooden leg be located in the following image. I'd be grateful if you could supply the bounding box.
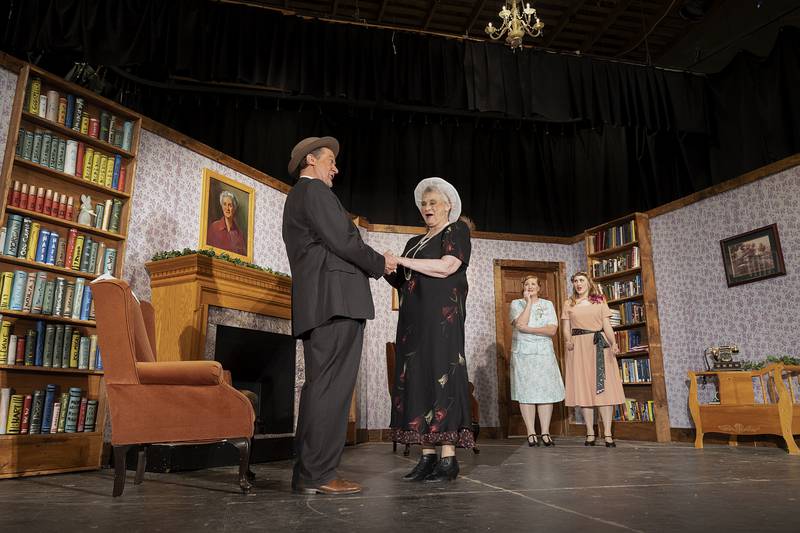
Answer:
[403,444,410,457]
[392,441,397,453]
[113,445,132,497]
[229,438,252,494]
[134,445,148,485]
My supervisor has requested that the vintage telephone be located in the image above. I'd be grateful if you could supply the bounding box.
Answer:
[703,345,742,371]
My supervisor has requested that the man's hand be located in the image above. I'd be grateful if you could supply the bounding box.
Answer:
[384,251,399,274]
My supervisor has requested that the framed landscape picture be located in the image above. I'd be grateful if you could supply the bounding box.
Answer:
[720,223,786,287]
[199,168,255,263]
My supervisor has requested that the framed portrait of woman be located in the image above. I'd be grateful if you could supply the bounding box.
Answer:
[199,168,255,263]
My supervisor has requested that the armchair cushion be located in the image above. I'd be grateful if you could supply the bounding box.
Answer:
[136,361,224,386]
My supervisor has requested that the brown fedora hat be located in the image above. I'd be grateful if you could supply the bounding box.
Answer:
[287,136,340,176]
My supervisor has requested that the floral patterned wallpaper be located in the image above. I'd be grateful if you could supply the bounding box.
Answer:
[0,68,17,174]
[650,166,800,428]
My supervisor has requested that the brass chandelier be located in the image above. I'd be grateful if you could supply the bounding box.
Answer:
[485,1,544,50]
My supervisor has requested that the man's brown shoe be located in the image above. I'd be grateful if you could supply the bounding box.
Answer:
[294,478,362,495]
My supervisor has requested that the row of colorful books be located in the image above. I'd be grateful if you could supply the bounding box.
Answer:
[589,220,637,254]
[0,318,102,370]
[613,399,655,422]
[591,246,640,278]
[618,358,651,383]
[24,76,134,151]
[0,386,98,435]
[614,329,647,352]
[0,270,94,321]
[7,183,124,234]
[598,274,641,302]
[609,302,646,326]
[16,127,128,192]
[2,215,118,274]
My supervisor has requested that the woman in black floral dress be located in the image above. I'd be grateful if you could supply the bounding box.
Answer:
[385,177,473,483]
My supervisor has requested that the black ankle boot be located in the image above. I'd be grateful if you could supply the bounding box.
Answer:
[423,456,459,483]
[402,454,438,481]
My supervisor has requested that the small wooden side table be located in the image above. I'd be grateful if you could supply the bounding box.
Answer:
[687,364,800,454]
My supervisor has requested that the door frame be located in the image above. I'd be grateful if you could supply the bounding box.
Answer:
[493,259,567,439]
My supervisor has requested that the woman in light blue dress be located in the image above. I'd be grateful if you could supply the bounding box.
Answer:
[510,275,565,447]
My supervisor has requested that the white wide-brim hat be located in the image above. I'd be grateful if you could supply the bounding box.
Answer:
[414,177,462,224]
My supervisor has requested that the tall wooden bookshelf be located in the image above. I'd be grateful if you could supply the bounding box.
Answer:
[0,63,140,477]
[577,212,671,442]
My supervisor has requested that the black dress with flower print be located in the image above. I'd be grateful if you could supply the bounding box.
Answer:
[386,220,474,448]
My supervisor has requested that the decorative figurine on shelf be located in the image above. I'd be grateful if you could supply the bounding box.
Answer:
[703,345,742,371]
[77,194,96,226]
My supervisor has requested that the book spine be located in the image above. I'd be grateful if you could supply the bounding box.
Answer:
[0,320,10,361]
[117,164,127,191]
[122,120,133,151]
[62,282,75,321]
[65,387,82,432]
[4,214,22,256]
[88,242,99,272]
[43,323,55,367]
[98,156,108,186]
[31,271,48,313]
[109,199,122,233]
[15,336,24,365]
[40,383,57,433]
[45,231,59,265]
[69,329,80,368]
[19,393,33,434]
[79,236,92,272]
[72,97,84,131]
[24,328,36,365]
[56,392,68,432]
[27,77,41,114]
[34,319,45,366]
[52,277,66,317]
[71,235,85,270]
[111,155,122,189]
[72,277,85,319]
[103,247,117,276]
[49,400,61,433]
[10,270,28,311]
[16,217,32,259]
[84,399,98,432]
[6,334,16,365]
[6,394,24,434]
[104,155,114,187]
[95,242,106,275]
[61,325,72,368]
[0,271,13,309]
[21,130,34,160]
[40,133,52,168]
[90,152,102,182]
[89,334,97,370]
[78,336,90,369]
[35,228,51,263]
[76,396,88,432]
[21,271,36,313]
[80,285,92,321]
[75,142,85,178]
[102,199,112,230]
[94,203,105,229]
[82,147,94,179]
[56,138,66,171]
[65,94,75,129]
[31,130,42,164]
[0,387,11,434]
[64,228,78,268]
[52,325,65,368]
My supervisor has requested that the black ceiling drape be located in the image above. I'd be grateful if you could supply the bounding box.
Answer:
[2,1,799,235]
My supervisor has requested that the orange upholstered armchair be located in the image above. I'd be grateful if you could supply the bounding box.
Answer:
[91,278,255,497]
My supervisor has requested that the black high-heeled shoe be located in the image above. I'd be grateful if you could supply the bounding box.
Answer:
[526,434,539,447]
[584,434,596,446]
[604,434,616,448]
[541,434,555,447]
[423,456,459,483]
[402,453,438,481]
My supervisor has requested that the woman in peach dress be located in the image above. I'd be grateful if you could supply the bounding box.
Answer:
[561,271,624,447]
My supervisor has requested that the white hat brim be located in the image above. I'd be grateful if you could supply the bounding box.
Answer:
[414,177,462,224]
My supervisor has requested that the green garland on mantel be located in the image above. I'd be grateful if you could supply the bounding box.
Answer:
[739,355,800,371]
[150,248,290,278]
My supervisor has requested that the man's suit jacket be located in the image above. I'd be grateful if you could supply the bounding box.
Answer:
[282,177,385,338]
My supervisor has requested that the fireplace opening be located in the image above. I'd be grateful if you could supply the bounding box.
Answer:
[214,325,296,436]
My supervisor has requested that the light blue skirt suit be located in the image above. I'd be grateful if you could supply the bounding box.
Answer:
[509,298,566,404]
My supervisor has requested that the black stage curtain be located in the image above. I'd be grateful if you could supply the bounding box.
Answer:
[2,2,799,235]
[4,0,708,131]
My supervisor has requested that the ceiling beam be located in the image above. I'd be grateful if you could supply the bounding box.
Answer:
[423,0,438,30]
[579,0,633,53]
[378,0,390,22]
[543,0,586,48]
[463,0,488,35]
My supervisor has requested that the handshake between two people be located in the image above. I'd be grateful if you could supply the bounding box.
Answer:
[383,251,400,275]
